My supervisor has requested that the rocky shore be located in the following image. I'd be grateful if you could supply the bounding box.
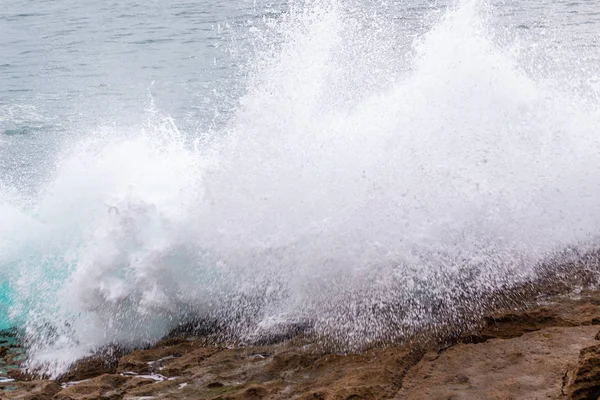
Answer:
[3,289,600,399]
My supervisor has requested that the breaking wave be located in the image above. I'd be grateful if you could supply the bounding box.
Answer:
[1,0,600,376]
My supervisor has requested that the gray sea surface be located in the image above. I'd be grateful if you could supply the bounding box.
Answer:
[1,0,599,193]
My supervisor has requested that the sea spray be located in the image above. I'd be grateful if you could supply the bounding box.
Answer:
[0,0,599,377]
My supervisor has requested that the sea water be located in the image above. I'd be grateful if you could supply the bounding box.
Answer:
[1,0,600,376]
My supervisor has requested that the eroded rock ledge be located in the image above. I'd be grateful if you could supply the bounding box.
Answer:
[4,291,600,399]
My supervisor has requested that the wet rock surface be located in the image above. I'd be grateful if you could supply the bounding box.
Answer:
[0,330,26,384]
[398,326,599,399]
[3,291,600,399]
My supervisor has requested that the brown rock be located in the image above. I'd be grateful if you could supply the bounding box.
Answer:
[121,376,156,391]
[396,325,599,399]
[58,356,117,383]
[53,374,127,400]
[116,350,156,375]
[565,344,600,399]
[242,384,268,399]
[159,347,220,377]
[0,380,60,400]
[118,378,181,398]
[479,308,575,339]
[4,352,26,368]
[7,369,37,381]
[261,346,423,400]
[267,351,317,373]
[116,340,212,376]
[6,290,600,400]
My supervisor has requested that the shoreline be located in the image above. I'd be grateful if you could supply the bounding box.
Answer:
[2,287,600,398]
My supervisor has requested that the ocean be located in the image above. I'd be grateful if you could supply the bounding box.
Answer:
[1,0,600,377]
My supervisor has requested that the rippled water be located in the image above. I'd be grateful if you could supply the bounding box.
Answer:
[2,0,598,162]
[1,0,255,195]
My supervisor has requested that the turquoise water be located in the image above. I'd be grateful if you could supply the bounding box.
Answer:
[0,282,11,331]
